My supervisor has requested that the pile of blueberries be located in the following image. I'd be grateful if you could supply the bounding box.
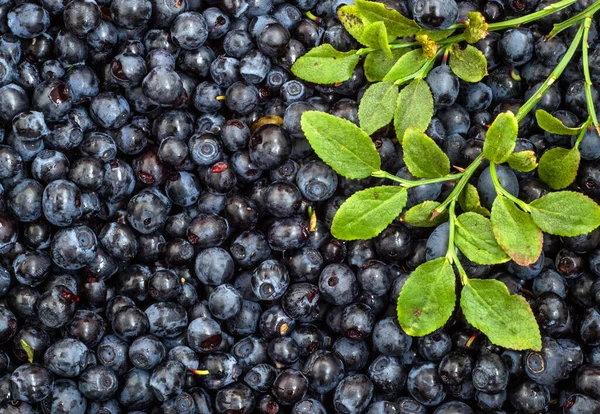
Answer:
[1,0,600,412]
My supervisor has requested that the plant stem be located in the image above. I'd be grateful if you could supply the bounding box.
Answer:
[582,17,600,131]
[489,163,532,212]
[371,170,464,187]
[489,0,578,31]
[515,22,585,122]
[434,153,485,216]
[574,117,593,149]
[550,0,600,38]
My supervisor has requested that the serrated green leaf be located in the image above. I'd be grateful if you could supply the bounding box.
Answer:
[463,12,489,44]
[338,5,365,42]
[402,201,448,227]
[355,0,420,37]
[383,49,429,83]
[483,111,519,164]
[291,44,360,84]
[394,79,434,140]
[461,278,542,351]
[538,147,580,190]
[359,82,398,135]
[455,212,510,265]
[448,45,488,82]
[507,150,538,172]
[332,186,407,240]
[301,111,381,179]
[535,109,582,135]
[458,184,490,216]
[402,128,450,178]
[491,195,543,266]
[417,28,455,41]
[364,48,408,82]
[529,191,600,237]
[397,258,456,336]
[361,21,392,57]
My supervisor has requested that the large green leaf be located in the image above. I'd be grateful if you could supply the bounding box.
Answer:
[461,278,542,351]
[364,48,408,82]
[490,195,543,266]
[291,44,360,84]
[383,49,429,83]
[301,111,381,179]
[535,109,582,136]
[360,21,392,57]
[458,184,490,216]
[455,213,510,265]
[358,82,398,135]
[448,45,488,82]
[483,111,519,164]
[402,128,450,178]
[538,147,580,190]
[402,201,448,227]
[394,79,434,140]
[332,186,407,240]
[397,258,456,336]
[337,5,365,42]
[355,0,420,37]
[529,191,600,237]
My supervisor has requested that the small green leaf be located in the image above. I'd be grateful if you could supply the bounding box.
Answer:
[332,186,407,240]
[483,111,519,164]
[291,44,360,85]
[448,44,488,82]
[20,339,34,363]
[361,21,392,57]
[355,0,420,37]
[463,12,489,44]
[458,184,490,216]
[507,150,538,172]
[364,48,408,82]
[394,79,434,140]
[461,278,542,351]
[455,213,510,265]
[402,127,450,178]
[383,49,429,83]
[301,111,381,179]
[529,191,600,237]
[402,201,448,227]
[359,82,398,135]
[397,258,456,336]
[535,109,582,135]
[538,147,580,190]
[337,5,365,42]
[417,28,455,41]
[491,195,543,266]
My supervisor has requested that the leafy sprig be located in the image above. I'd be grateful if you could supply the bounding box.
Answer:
[294,0,600,351]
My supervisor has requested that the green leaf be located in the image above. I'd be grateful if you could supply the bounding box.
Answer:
[529,191,600,237]
[361,21,392,57]
[394,79,434,140]
[397,258,456,336]
[383,49,429,83]
[402,127,450,178]
[359,82,398,135]
[458,184,490,216]
[337,5,365,43]
[483,111,519,164]
[402,201,448,227]
[301,111,381,179]
[538,147,580,190]
[355,0,420,37]
[461,278,542,351]
[448,45,488,82]
[463,12,489,44]
[491,195,543,266]
[364,48,408,82]
[455,213,510,265]
[291,44,360,84]
[507,150,538,173]
[332,186,407,240]
[535,109,582,135]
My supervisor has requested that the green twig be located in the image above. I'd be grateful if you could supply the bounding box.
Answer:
[434,153,485,216]
[489,0,578,32]
[549,0,600,38]
[489,163,531,213]
[574,117,593,149]
[515,22,585,122]
[371,170,464,188]
[582,17,600,131]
